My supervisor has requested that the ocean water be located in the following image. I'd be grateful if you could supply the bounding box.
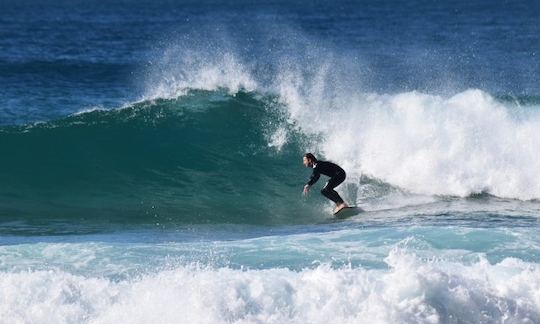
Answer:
[1,0,540,323]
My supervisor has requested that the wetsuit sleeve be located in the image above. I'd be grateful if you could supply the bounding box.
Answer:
[306,170,320,186]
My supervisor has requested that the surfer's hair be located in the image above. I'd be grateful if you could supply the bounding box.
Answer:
[304,153,317,162]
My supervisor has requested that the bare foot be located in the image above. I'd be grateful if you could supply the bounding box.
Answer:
[333,203,349,213]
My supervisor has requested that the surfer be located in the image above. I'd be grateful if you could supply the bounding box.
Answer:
[303,153,349,213]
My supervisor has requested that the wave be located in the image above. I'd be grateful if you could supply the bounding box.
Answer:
[139,39,540,201]
[2,86,540,228]
[0,90,329,226]
[3,35,540,226]
[1,250,538,323]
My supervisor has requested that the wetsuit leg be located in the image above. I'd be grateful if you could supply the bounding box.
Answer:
[321,171,346,204]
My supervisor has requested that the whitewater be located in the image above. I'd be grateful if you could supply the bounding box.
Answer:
[1,0,540,323]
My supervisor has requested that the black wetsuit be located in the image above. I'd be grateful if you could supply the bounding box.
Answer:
[306,161,346,204]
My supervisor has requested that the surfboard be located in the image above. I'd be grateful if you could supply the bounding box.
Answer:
[333,206,363,219]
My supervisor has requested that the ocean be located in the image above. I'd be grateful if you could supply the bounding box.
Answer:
[1,0,539,322]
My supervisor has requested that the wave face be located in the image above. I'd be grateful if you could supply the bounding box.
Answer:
[0,91,325,226]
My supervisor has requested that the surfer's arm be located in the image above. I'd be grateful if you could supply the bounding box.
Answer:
[306,170,320,187]
[303,171,319,196]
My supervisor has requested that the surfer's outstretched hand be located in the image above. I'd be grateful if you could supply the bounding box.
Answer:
[303,185,310,196]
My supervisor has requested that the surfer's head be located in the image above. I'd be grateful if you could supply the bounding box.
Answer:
[303,153,317,167]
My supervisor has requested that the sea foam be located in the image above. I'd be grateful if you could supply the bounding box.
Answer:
[279,86,540,200]
[1,250,538,324]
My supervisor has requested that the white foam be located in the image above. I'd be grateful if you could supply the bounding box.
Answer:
[267,127,288,151]
[1,251,538,324]
[277,83,540,200]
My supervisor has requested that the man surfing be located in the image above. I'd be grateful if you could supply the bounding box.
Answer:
[303,153,349,213]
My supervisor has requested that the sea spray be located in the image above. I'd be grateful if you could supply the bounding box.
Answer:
[139,35,540,200]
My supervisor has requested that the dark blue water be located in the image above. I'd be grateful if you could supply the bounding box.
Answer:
[1,1,540,322]
[1,0,539,125]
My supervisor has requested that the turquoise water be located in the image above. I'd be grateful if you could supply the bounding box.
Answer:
[1,0,540,322]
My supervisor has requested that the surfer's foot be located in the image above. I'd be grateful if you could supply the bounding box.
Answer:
[334,203,348,213]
